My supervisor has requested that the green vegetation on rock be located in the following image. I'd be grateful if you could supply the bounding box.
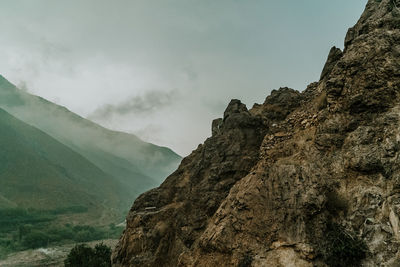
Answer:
[322,223,368,267]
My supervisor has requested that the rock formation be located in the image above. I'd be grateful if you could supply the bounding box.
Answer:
[113,0,400,266]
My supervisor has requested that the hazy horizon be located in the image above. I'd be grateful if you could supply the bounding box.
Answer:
[0,0,366,156]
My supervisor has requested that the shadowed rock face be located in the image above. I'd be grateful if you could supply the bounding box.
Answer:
[113,1,400,266]
[112,99,268,266]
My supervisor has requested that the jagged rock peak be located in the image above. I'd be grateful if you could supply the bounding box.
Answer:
[263,87,303,108]
[320,47,343,80]
[112,1,400,266]
[223,99,248,119]
[249,87,304,122]
[345,0,400,48]
[319,0,400,115]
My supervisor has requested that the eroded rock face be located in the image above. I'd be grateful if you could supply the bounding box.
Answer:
[112,99,268,267]
[113,1,400,266]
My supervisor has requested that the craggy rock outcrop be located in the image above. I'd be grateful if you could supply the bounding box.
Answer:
[112,99,268,266]
[113,1,400,266]
[320,47,343,80]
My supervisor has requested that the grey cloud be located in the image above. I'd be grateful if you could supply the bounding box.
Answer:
[0,0,366,155]
[88,90,179,120]
[17,80,28,92]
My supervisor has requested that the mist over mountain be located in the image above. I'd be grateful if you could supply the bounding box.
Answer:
[0,74,182,263]
[0,75,181,201]
[0,107,127,218]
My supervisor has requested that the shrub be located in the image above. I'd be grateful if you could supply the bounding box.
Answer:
[92,243,112,267]
[47,227,74,241]
[64,243,111,267]
[322,223,367,267]
[72,225,105,242]
[238,253,253,267]
[64,244,94,267]
[22,231,49,249]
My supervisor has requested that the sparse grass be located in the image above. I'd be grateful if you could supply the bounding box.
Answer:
[322,223,368,267]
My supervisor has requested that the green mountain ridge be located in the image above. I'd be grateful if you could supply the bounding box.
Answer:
[0,107,128,218]
[0,75,182,202]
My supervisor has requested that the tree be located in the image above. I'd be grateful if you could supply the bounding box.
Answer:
[92,243,112,267]
[64,243,111,267]
[22,231,49,249]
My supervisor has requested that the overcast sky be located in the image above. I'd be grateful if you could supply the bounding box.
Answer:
[0,0,366,156]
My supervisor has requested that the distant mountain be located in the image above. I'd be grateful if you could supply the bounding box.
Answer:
[0,107,128,219]
[0,76,181,201]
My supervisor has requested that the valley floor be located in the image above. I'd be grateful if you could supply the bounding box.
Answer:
[0,239,118,267]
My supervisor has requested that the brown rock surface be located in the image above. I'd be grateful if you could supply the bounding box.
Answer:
[113,1,400,266]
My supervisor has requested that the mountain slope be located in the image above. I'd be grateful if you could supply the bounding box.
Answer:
[0,107,129,219]
[113,0,400,266]
[0,78,181,199]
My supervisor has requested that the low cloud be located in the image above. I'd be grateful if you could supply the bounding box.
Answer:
[0,0,366,155]
[88,90,179,120]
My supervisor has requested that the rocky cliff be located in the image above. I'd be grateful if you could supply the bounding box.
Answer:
[112,0,400,266]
